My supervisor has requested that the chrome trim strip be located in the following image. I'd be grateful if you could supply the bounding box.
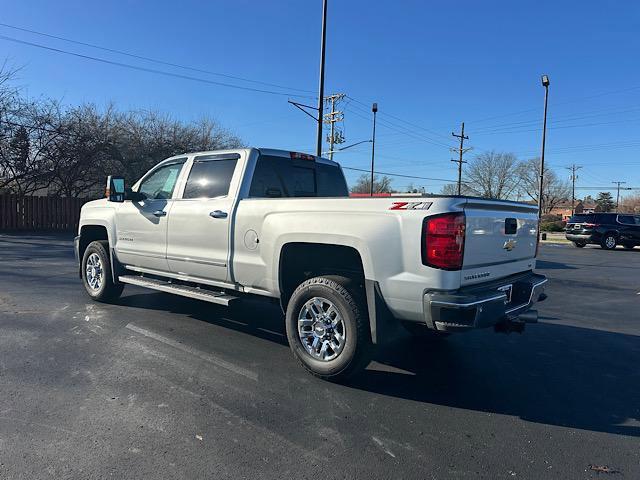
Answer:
[166,255,226,268]
[117,249,165,259]
[430,294,507,309]
[505,278,547,314]
[124,265,238,291]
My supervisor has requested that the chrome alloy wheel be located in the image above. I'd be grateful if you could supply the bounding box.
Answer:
[297,297,346,362]
[85,253,104,291]
[605,236,616,249]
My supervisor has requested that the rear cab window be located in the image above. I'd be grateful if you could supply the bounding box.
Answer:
[183,154,239,199]
[568,214,595,224]
[249,154,348,198]
[617,215,640,226]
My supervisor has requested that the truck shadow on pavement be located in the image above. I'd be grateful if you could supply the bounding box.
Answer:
[119,291,640,439]
[355,325,640,438]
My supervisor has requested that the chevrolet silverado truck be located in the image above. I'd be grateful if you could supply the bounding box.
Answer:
[75,148,547,380]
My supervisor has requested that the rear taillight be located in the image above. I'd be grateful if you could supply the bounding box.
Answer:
[583,223,597,228]
[422,212,465,270]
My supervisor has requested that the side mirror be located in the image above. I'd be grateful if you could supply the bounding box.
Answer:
[106,176,125,202]
[125,188,146,202]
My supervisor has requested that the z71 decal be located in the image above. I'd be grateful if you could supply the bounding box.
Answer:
[389,201,432,210]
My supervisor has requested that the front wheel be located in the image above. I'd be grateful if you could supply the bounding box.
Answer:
[601,234,617,250]
[285,276,372,381]
[573,241,586,248]
[81,240,124,302]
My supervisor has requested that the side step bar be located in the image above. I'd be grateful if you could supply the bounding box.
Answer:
[119,275,237,306]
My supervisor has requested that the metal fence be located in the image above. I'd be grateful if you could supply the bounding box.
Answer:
[0,194,89,231]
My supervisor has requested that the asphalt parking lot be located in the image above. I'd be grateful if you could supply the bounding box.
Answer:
[0,234,638,479]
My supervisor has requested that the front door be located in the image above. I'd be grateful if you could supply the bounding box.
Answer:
[167,153,240,282]
[114,160,186,272]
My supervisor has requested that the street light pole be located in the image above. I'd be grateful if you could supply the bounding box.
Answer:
[370,102,378,196]
[315,0,328,157]
[538,75,550,219]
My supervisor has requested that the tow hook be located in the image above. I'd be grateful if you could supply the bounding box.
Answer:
[494,310,538,334]
[494,319,525,334]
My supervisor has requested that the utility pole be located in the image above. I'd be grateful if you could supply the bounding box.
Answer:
[370,102,378,196]
[315,0,328,157]
[323,93,345,160]
[451,122,470,195]
[565,164,582,215]
[612,181,629,212]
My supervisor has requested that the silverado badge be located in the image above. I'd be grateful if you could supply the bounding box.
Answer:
[503,239,517,251]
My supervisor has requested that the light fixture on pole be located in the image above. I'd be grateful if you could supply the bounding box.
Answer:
[370,102,378,196]
[538,74,550,219]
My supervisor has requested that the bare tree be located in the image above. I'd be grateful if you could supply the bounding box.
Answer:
[0,63,242,197]
[350,174,393,194]
[441,183,466,195]
[619,193,640,213]
[517,157,571,214]
[462,151,520,199]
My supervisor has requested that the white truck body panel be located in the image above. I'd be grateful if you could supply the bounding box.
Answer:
[78,147,544,327]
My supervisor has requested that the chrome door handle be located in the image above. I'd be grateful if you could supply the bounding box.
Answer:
[153,210,167,217]
[209,210,228,219]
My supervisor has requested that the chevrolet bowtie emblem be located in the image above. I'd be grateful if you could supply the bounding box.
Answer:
[503,239,517,251]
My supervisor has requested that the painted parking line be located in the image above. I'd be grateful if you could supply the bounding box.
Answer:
[125,323,258,381]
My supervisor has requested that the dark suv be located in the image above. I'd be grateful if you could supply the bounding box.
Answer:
[565,213,640,249]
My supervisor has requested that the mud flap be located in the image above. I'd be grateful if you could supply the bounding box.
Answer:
[364,279,399,345]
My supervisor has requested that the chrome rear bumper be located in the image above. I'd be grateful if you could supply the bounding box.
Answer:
[423,272,547,332]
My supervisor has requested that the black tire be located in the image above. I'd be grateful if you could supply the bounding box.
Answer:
[402,321,450,339]
[623,243,635,250]
[601,233,617,250]
[573,241,586,248]
[81,240,124,302]
[285,275,371,381]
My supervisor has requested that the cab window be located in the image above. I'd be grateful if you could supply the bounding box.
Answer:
[183,155,238,199]
[138,161,185,200]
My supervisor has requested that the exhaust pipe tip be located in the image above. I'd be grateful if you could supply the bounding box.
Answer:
[517,309,538,324]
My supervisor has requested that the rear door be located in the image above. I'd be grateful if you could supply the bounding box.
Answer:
[166,153,241,282]
[462,198,538,286]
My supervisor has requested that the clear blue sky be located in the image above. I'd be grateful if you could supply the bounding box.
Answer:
[2,0,640,198]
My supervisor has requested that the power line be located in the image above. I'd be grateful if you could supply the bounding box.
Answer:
[344,100,453,148]
[0,34,314,99]
[346,95,452,141]
[0,22,314,94]
[342,166,456,183]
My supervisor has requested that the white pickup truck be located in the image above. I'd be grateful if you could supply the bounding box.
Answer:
[75,148,547,380]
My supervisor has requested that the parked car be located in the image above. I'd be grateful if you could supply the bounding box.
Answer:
[565,213,640,249]
[75,148,547,380]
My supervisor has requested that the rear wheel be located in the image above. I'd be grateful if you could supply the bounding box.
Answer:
[573,241,586,248]
[81,241,124,302]
[285,276,371,381]
[601,233,617,250]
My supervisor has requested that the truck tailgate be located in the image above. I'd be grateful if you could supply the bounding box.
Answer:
[462,198,538,286]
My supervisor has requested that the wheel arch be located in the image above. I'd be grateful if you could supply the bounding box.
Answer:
[78,221,122,282]
[277,242,395,344]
